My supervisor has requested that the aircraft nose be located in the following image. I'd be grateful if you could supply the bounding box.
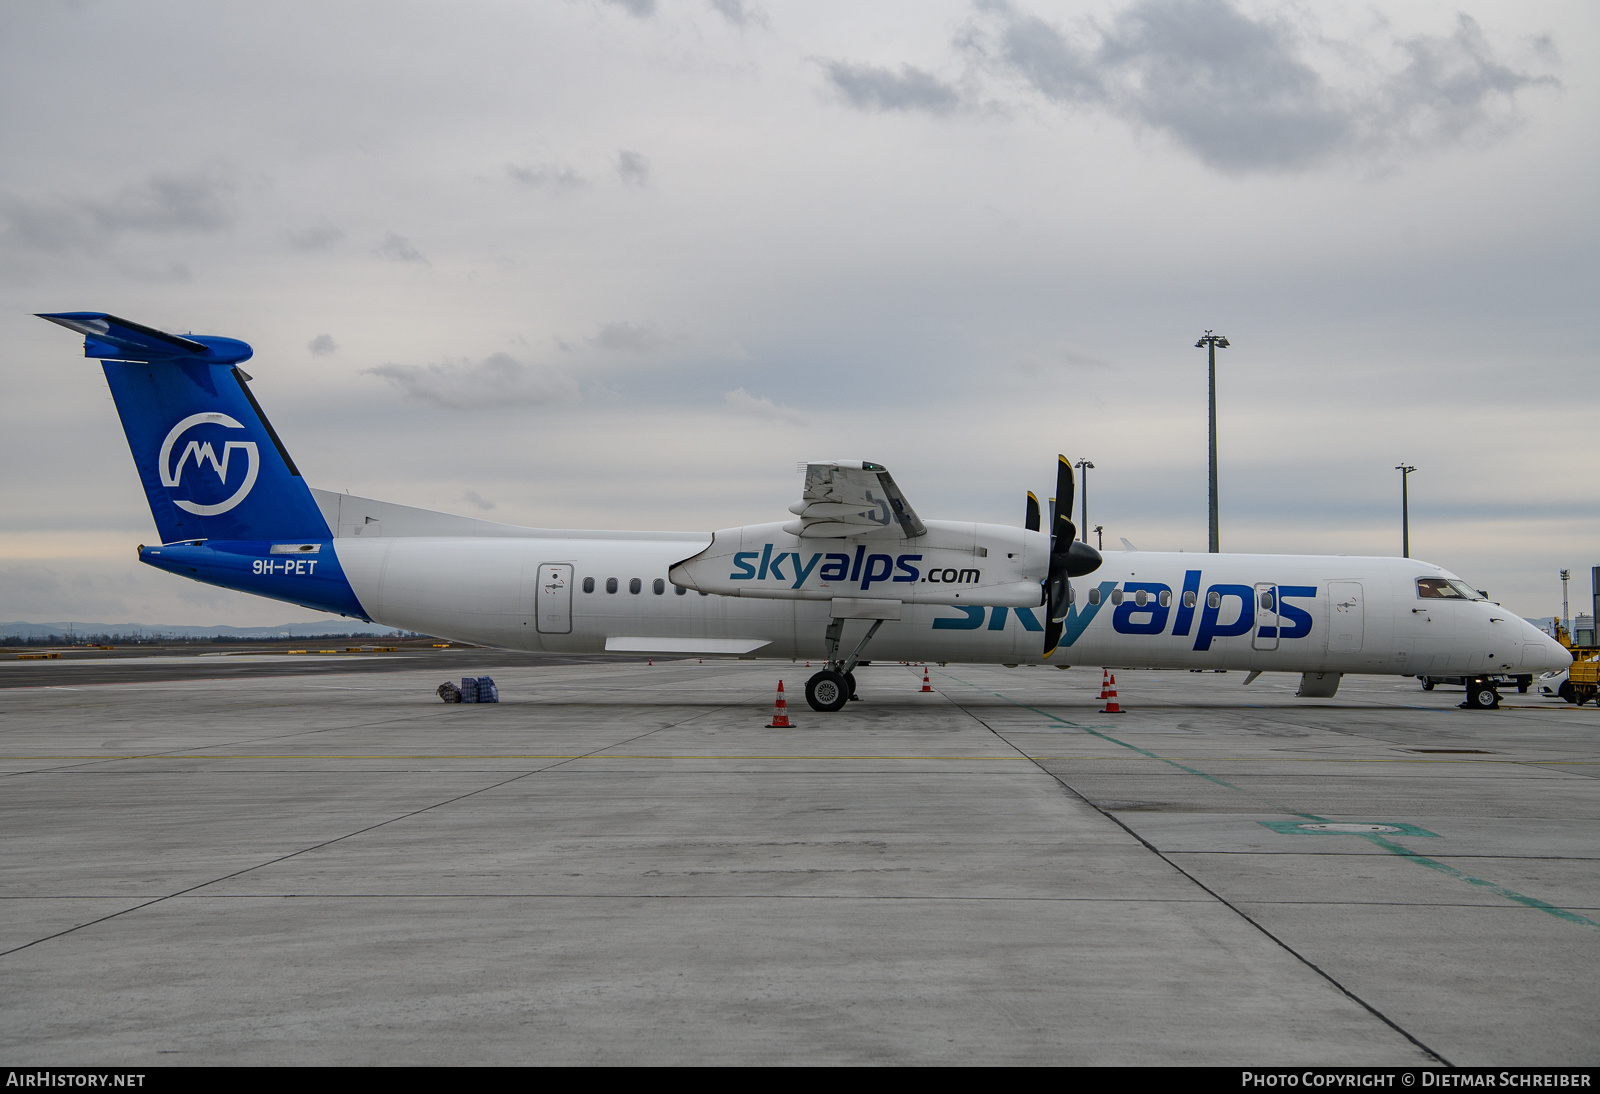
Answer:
[1536,631,1574,673]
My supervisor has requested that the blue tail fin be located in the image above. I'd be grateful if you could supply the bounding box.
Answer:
[39,312,332,545]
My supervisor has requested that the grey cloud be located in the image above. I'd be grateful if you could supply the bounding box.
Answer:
[364,353,578,409]
[823,61,964,115]
[616,150,651,186]
[375,233,427,263]
[308,334,338,356]
[507,162,586,190]
[723,388,802,423]
[0,168,238,255]
[707,0,766,28]
[603,0,655,19]
[590,321,681,352]
[113,261,193,283]
[287,224,345,251]
[462,490,497,511]
[1377,15,1555,149]
[960,0,1553,172]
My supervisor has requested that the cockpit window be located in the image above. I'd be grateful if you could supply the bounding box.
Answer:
[1417,577,1483,600]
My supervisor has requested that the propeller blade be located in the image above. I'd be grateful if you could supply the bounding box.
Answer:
[1040,455,1101,657]
[1025,492,1040,532]
[1053,455,1077,547]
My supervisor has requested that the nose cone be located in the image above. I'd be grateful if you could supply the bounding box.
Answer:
[1531,628,1574,674]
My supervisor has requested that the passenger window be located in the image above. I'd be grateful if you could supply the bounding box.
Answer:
[675,585,687,596]
[1206,590,1221,609]
[629,578,642,594]
[582,577,594,594]
[606,578,618,594]
[1111,589,1123,605]
[1260,591,1275,610]
[1088,587,1100,606]
[1067,585,1076,604]
[1158,590,1172,608]
[653,578,665,595]
[1134,589,1148,607]
[1182,590,1196,609]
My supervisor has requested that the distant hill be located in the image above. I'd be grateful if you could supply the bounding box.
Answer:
[2,620,408,641]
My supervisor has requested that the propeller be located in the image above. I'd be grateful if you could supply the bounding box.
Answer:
[1041,455,1102,657]
[1024,492,1041,532]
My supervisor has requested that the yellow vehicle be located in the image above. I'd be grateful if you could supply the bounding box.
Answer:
[1563,651,1599,705]
[1547,621,1599,705]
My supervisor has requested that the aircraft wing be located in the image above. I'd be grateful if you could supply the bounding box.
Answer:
[781,461,927,539]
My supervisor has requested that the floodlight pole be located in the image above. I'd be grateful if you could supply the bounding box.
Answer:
[1195,332,1229,553]
[1395,464,1416,558]
[1561,570,1571,635]
[1094,525,1104,551]
[1075,459,1094,542]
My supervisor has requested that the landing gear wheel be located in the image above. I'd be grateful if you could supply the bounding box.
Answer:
[806,670,850,713]
[1421,679,1435,691]
[1517,678,1531,694]
[845,671,859,701]
[1465,683,1500,710]
[1559,681,1577,705]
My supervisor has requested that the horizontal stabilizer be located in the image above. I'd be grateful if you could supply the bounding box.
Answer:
[37,312,252,365]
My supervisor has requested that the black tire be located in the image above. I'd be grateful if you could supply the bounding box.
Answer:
[1468,683,1500,710]
[805,670,850,713]
[1517,677,1531,694]
[845,671,859,701]
[1421,679,1435,691]
[1559,681,1577,705]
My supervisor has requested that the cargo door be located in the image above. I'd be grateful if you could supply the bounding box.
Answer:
[1327,581,1364,654]
[536,563,573,634]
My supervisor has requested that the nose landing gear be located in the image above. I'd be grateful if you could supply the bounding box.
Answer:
[1462,677,1501,710]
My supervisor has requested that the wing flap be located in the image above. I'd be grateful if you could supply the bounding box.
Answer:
[786,461,926,539]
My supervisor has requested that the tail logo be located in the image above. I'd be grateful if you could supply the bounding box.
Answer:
[158,413,260,516]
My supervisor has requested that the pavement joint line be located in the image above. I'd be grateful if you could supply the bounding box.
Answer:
[0,706,720,962]
[2,754,1596,763]
[929,671,1452,1067]
[932,666,1600,935]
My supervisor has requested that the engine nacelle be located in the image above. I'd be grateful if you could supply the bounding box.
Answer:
[669,520,1048,607]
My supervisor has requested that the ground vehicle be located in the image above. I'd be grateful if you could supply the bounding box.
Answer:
[1560,652,1599,705]
[1419,673,1531,693]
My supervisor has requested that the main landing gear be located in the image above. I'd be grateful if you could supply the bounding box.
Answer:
[804,617,880,712]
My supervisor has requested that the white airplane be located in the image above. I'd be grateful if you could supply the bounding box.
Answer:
[38,312,1572,712]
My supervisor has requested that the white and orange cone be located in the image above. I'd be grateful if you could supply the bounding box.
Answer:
[1098,668,1111,700]
[921,668,933,693]
[1101,672,1123,714]
[767,680,793,728]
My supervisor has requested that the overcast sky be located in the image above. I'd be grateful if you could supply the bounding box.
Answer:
[1,0,1595,627]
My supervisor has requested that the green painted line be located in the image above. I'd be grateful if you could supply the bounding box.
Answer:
[1360,834,1600,930]
[933,667,1600,933]
[1259,820,1439,838]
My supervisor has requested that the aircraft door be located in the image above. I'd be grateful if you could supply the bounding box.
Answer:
[536,563,573,634]
[1252,583,1280,651]
[1326,581,1364,654]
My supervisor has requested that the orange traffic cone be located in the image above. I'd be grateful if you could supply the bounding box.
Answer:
[1101,673,1123,714]
[767,680,793,728]
[921,668,933,693]
[1098,668,1111,699]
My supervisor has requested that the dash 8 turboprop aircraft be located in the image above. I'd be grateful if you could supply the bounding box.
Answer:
[39,312,1571,712]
